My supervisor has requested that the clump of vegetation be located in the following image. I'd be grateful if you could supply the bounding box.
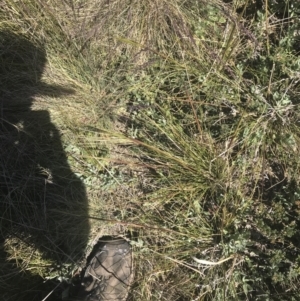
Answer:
[1,0,300,300]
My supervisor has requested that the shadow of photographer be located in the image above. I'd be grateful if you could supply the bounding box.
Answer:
[0,30,90,300]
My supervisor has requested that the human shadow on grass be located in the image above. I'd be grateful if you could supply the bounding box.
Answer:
[0,30,90,300]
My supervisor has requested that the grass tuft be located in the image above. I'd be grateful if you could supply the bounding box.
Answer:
[1,0,300,300]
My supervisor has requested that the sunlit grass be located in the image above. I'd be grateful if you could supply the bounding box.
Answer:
[1,0,300,300]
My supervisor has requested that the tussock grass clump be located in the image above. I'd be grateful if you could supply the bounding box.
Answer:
[1,0,300,301]
[122,1,300,300]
